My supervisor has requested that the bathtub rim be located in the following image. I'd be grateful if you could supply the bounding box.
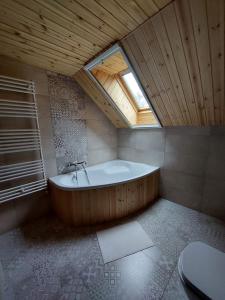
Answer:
[49,160,160,191]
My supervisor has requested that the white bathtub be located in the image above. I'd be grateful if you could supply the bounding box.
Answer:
[49,160,159,191]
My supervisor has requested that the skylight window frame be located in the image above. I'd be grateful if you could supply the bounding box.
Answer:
[84,43,162,129]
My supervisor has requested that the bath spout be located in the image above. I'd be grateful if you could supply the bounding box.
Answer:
[80,162,91,185]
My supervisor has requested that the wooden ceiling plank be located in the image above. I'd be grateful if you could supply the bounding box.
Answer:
[162,3,200,126]
[189,0,215,125]
[134,0,159,17]
[151,12,192,125]
[0,22,87,63]
[76,0,130,35]
[0,32,81,70]
[134,26,182,125]
[174,0,207,125]
[207,0,224,124]
[94,0,139,30]
[114,0,148,24]
[0,40,79,72]
[122,38,167,125]
[0,0,176,77]
[14,0,106,49]
[153,0,172,9]
[122,37,171,126]
[0,18,91,62]
[2,0,101,53]
[0,5,96,58]
[0,24,84,66]
[127,33,175,125]
[35,0,115,44]
[142,20,184,125]
[0,42,78,75]
[54,0,119,39]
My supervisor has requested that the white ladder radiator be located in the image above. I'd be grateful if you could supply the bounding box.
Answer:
[0,75,47,203]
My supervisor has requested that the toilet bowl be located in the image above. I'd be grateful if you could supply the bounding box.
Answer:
[178,242,225,300]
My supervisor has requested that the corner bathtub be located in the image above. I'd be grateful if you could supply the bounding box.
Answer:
[49,160,160,226]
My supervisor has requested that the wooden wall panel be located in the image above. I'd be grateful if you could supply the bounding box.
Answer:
[0,0,172,75]
[74,69,128,128]
[122,36,172,126]
[93,70,137,125]
[92,52,128,75]
[206,0,224,124]
[122,0,225,126]
[137,111,158,125]
[174,0,206,125]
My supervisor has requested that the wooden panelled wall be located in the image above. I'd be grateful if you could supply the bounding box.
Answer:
[93,51,128,75]
[75,69,158,127]
[122,0,225,126]
[93,69,137,125]
[75,69,128,128]
[0,0,171,75]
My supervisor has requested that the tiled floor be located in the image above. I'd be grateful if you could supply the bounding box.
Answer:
[0,198,225,300]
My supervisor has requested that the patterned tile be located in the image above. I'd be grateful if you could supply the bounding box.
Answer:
[80,250,171,300]
[48,74,88,173]
[0,199,225,300]
[161,266,200,300]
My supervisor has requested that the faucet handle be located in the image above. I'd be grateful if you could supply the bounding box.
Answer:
[77,160,87,165]
[67,161,77,167]
[66,160,86,168]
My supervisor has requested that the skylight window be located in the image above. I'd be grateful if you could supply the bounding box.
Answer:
[122,72,150,110]
[84,44,160,128]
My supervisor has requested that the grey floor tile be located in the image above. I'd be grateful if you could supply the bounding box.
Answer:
[0,199,225,300]
[161,266,200,300]
[81,251,169,300]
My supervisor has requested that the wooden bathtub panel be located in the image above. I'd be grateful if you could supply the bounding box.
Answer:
[50,170,159,226]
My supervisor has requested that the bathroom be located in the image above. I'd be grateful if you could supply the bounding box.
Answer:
[0,0,225,299]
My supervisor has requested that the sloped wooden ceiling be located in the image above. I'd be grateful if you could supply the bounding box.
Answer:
[122,0,225,126]
[0,0,172,75]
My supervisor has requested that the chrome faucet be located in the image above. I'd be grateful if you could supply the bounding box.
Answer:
[65,160,90,185]
[67,160,87,168]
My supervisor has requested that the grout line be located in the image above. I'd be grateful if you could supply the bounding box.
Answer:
[160,261,178,300]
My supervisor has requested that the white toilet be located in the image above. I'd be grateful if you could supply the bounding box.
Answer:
[178,242,225,300]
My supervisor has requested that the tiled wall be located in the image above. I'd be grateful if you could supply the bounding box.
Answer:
[118,127,225,221]
[48,73,117,173]
[48,74,88,173]
[0,57,117,233]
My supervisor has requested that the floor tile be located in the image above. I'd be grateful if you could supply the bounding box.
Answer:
[0,199,224,299]
[161,266,200,300]
[81,251,169,300]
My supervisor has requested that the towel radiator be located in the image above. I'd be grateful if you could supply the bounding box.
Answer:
[0,75,47,203]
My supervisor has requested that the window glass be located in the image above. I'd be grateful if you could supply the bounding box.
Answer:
[122,72,149,110]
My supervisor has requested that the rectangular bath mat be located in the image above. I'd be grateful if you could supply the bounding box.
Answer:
[97,221,154,263]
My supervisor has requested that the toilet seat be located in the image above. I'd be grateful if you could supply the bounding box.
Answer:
[178,242,225,300]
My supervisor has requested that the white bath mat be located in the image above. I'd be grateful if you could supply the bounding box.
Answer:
[97,221,154,263]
